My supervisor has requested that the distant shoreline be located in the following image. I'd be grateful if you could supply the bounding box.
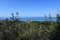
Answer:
[0,17,56,21]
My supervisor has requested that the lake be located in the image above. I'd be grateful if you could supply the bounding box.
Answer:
[0,17,56,21]
[20,17,56,21]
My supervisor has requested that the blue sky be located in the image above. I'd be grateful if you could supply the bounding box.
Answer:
[0,0,60,17]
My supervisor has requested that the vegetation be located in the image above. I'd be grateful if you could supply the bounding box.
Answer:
[0,12,60,40]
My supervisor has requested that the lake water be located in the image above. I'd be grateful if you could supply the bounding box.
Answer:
[20,17,56,21]
[0,17,56,21]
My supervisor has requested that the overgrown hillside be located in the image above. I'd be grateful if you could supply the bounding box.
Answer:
[0,13,60,40]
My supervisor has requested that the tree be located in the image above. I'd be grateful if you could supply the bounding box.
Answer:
[56,14,60,23]
[49,13,52,22]
[15,12,20,21]
[11,13,15,20]
[44,14,47,21]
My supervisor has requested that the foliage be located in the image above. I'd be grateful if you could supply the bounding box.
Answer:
[0,12,60,40]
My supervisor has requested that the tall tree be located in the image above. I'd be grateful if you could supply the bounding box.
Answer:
[44,14,47,21]
[49,13,52,22]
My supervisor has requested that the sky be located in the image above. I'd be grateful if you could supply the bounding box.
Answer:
[0,0,60,17]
